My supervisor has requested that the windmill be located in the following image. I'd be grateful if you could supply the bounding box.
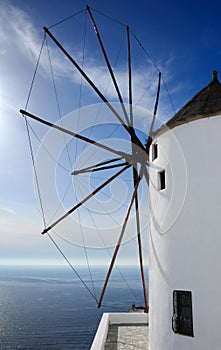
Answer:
[149,70,221,350]
[19,6,166,313]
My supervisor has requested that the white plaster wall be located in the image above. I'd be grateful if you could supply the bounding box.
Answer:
[149,115,221,350]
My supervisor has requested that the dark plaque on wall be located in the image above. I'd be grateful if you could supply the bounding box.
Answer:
[172,290,194,337]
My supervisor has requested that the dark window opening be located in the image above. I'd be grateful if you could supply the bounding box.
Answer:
[152,143,158,161]
[158,170,165,190]
[172,290,194,337]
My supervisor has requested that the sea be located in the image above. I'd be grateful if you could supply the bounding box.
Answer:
[0,265,147,349]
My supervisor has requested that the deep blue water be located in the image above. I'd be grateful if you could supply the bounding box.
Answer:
[0,266,146,349]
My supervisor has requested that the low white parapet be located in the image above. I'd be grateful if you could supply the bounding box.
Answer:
[90,312,148,350]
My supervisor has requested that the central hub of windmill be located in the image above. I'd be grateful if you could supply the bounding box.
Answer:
[134,147,149,166]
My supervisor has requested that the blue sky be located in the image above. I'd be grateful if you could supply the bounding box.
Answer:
[1,0,221,266]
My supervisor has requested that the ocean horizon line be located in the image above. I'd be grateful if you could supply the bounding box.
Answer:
[0,260,149,268]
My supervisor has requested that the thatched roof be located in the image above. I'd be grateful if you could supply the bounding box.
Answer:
[156,71,221,136]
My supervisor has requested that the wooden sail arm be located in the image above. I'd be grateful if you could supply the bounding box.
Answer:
[97,173,142,308]
[20,109,129,159]
[43,27,132,137]
[145,72,161,152]
[72,162,128,175]
[41,163,131,235]
[143,166,149,187]
[126,25,147,151]
[43,26,146,153]
[86,6,130,126]
[72,157,123,175]
[127,21,148,312]
[133,167,149,313]
[127,24,148,311]
[127,26,133,127]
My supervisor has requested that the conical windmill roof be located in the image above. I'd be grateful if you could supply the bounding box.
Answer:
[156,70,221,135]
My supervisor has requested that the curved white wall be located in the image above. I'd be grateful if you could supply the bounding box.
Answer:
[149,114,221,350]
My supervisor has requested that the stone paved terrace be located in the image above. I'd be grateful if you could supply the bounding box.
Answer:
[90,313,148,350]
[105,323,149,350]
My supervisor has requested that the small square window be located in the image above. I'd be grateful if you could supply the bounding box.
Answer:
[172,290,194,337]
[152,143,158,161]
[158,170,165,190]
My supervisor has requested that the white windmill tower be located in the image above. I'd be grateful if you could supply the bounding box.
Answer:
[149,70,221,349]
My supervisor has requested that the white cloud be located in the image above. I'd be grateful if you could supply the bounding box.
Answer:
[0,1,176,264]
[0,1,176,119]
[0,1,73,85]
[0,2,40,60]
[0,207,15,215]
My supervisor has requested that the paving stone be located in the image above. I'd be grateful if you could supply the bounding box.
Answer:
[105,323,149,350]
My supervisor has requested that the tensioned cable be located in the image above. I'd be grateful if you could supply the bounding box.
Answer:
[48,8,86,29]
[161,75,176,114]
[75,179,118,301]
[75,9,87,156]
[76,208,98,300]
[72,11,98,299]
[45,36,80,227]
[130,30,160,72]
[23,34,73,232]
[74,178,138,301]
[23,33,47,227]
[25,33,46,110]
[87,6,130,127]
[135,73,158,106]
[46,36,73,168]
[90,7,126,27]
[131,30,176,114]
[26,122,70,172]
[47,232,99,304]
[21,15,147,308]
[76,174,149,221]
[73,179,148,288]
[75,175,149,270]
[79,26,128,169]
[22,32,99,305]
[24,118,47,227]
[75,175,127,228]
[23,36,71,173]
[25,8,151,306]
[85,6,159,78]
[48,5,176,116]
[47,178,72,225]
